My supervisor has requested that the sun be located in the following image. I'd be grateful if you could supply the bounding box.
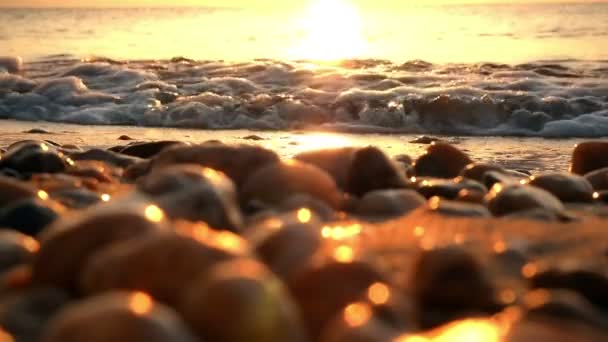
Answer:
[291,0,367,61]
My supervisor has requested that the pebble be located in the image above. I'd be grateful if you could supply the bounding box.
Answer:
[427,197,492,217]
[0,142,70,175]
[32,203,168,291]
[415,177,487,200]
[0,198,64,236]
[347,147,408,196]
[459,162,506,182]
[486,184,565,216]
[70,149,142,168]
[81,223,247,306]
[42,291,197,342]
[413,143,472,179]
[295,147,357,190]
[571,141,608,175]
[528,173,594,203]
[354,189,426,218]
[0,56,23,73]
[529,268,608,310]
[288,261,387,339]
[584,167,608,191]
[138,164,243,231]
[148,144,279,187]
[179,258,307,342]
[409,247,499,329]
[118,141,186,159]
[117,135,134,141]
[242,160,345,209]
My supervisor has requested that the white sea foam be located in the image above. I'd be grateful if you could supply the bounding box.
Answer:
[0,56,607,137]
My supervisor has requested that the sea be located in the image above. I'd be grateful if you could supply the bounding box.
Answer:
[1,2,608,172]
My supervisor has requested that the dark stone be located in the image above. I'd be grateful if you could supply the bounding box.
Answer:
[0,230,38,272]
[346,147,408,197]
[529,269,608,310]
[119,141,186,159]
[69,149,142,168]
[0,198,62,236]
[0,143,68,175]
[117,135,133,141]
[410,247,499,329]
[413,143,472,179]
[528,173,594,203]
[571,141,608,175]
[295,147,357,190]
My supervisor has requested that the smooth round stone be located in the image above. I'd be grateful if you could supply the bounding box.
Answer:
[523,290,608,331]
[505,208,567,222]
[482,170,522,189]
[288,261,387,339]
[148,144,279,187]
[415,178,487,200]
[280,194,336,221]
[50,189,104,209]
[0,198,64,236]
[0,176,36,207]
[81,223,248,306]
[320,302,400,342]
[0,143,69,175]
[179,258,307,342]
[571,141,608,175]
[30,174,90,193]
[119,141,187,159]
[138,164,243,231]
[528,173,594,203]
[294,147,357,190]
[427,197,492,217]
[0,56,23,73]
[42,292,196,342]
[66,161,116,184]
[413,143,472,179]
[242,160,344,209]
[32,204,167,291]
[529,268,608,310]
[486,185,565,217]
[584,167,608,191]
[0,288,71,342]
[354,189,425,218]
[460,163,507,182]
[346,147,408,197]
[0,230,38,273]
[246,218,321,280]
[69,149,142,168]
[410,247,498,329]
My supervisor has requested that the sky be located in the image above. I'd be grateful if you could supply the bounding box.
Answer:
[0,0,604,8]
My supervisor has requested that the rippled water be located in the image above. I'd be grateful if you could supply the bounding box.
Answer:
[1,3,607,138]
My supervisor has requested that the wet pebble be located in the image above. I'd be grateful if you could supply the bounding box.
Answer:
[295,147,357,190]
[571,141,608,175]
[242,160,345,209]
[288,261,387,339]
[70,148,142,168]
[0,198,64,236]
[529,268,608,310]
[32,203,168,291]
[42,291,196,342]
[528,172,594,203]
[179,258,307,342]
[119,140,186,159]
[138,164,243,231]
[415,177,487,200]
[0,142,70,175]
[584,167,608,191]
[486,184,565,217]
[354,189,426,218]
[81,223,247,305]
[246,216,322,280]
[409,246,499,329]
[460,162,506,182]
[413,143,472,179]
[149,144,279,187]
[118,135,134,141]
[347,147,408,196]
[427,196,492,217]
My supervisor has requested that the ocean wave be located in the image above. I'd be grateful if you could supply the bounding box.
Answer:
[1,56,608,137]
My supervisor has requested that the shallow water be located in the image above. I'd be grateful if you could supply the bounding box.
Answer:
[0,120,585,173]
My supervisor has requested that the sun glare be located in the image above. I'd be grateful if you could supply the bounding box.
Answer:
[292,0,367,61]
